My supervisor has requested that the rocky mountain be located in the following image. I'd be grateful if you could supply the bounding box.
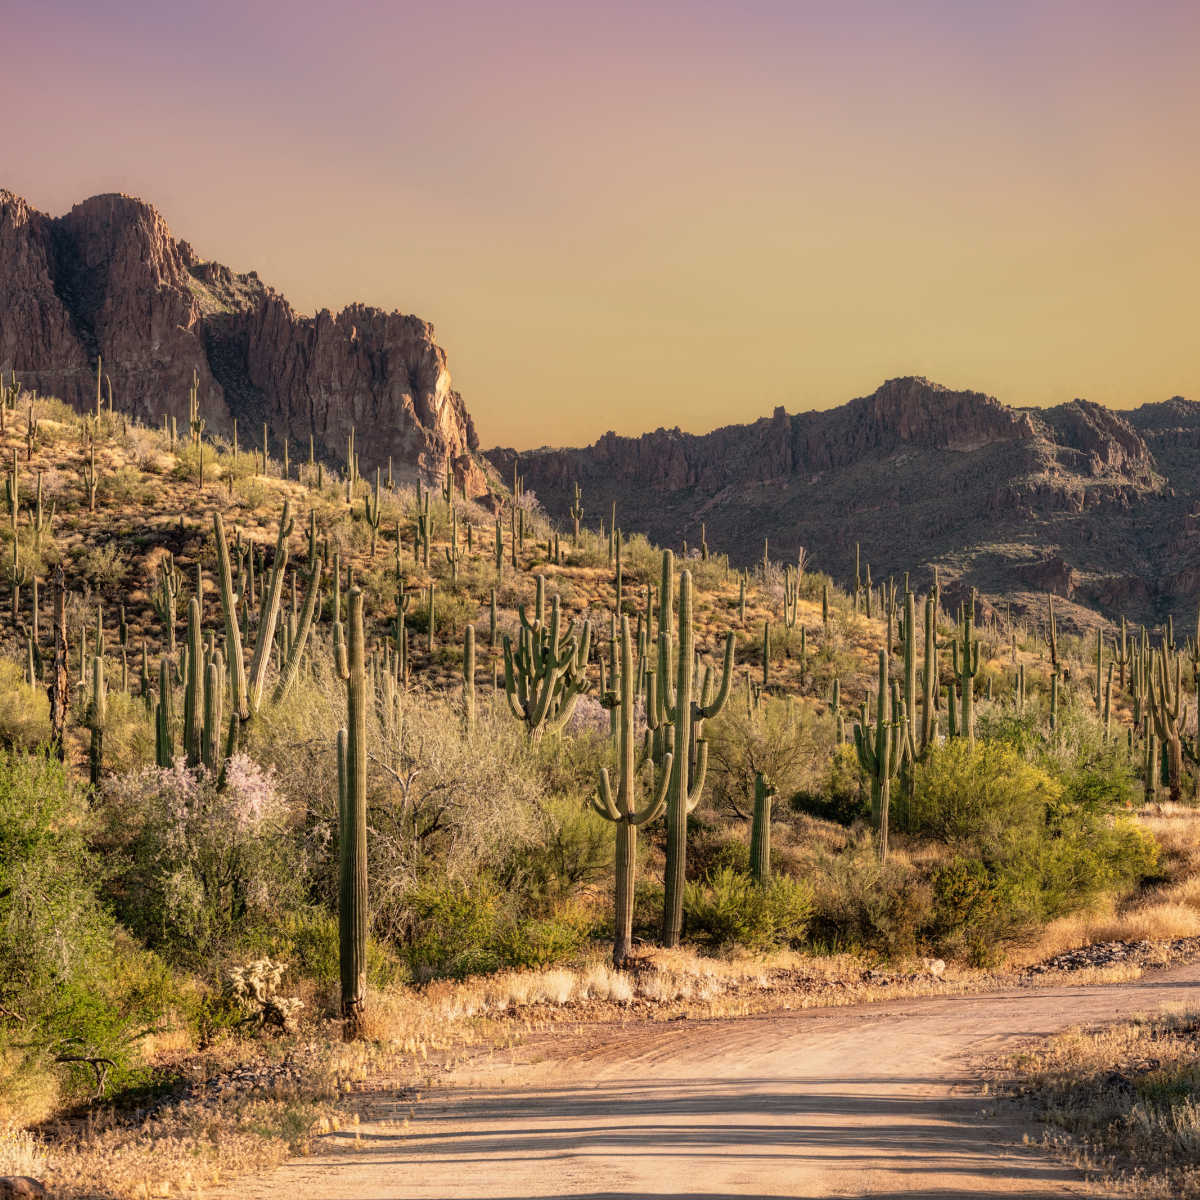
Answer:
[0,191,488,495]
[488,377,1200,628]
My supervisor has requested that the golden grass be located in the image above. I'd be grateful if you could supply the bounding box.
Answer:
[997,1007,1200,1197]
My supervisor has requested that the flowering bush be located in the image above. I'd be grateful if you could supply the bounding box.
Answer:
[99,756,303,964]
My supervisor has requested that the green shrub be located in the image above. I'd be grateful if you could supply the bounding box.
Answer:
[908,740,1159,961]
[807,840,931,957]
[0,752,174,1107]
[683,867,812,951]
[399,876,587,980]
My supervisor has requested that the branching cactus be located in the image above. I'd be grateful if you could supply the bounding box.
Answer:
[502,581,592,738]
[1148,642,1190,803]
[782,567,799,629]
[339,588,368,1039]
[414,489,432,567]
[569,482,583,546]
[854,649,906,861]
[658,557,736,948]
[363,468,383,558]
[214,501,294,752]
[593,614,672,965]
[950,590,980,744]
[153,553,184,655]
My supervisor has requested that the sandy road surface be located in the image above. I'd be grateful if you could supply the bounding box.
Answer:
[223,964,1200,1199]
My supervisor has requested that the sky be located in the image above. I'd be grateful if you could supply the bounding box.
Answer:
[4,0,1199,449]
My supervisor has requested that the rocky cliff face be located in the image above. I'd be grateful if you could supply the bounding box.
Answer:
[0,191,487,495]
[489,377,1191,627]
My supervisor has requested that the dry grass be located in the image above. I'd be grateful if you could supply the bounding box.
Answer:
[997,1007,1200,1197]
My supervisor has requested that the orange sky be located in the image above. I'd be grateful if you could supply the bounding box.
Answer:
[4,1,1199,448]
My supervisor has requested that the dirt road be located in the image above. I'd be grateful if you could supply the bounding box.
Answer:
[226,964,1200,1199]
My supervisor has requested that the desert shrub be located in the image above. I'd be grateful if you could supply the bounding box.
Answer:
[807,838,932,957]
[98,757,304,965]
[908,740,1158,961]
[682,867,812,951]
[499,796,610,906]
[86,687,155,776]
[792,743,869,826]
[903,740,1060,846]
[686,826,751,880]
[252,908,400,996]
[99,465,155,507]
[398,876,587,981]
[403,588,479,639]
[0,659,50,749]
[74,539,129,589]
[707,696,829,820]
[0,752,175,1109]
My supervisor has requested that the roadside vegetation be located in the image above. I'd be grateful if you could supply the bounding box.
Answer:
[0,370,1195,1196]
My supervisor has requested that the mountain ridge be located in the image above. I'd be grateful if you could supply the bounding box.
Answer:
[0,190,489,494]
[487,377,1200,627]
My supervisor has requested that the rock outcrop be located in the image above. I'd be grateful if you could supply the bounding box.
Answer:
[0,191,487,495]
[489,376,1198,627]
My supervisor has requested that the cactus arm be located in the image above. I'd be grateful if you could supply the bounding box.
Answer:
[685,739,709,811]
[631,752,673,825]
[273,561,324,703]
[697,632,735,719]
[592,768,622,821]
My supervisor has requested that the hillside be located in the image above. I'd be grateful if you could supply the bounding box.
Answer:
[0,190,488,494]
[488,377,1200,628]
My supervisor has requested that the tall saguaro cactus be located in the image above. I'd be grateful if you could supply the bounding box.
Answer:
[339,588,368,1039]
[950,590,980,745]
[213,501,293,751]
[855,649,905,861]
[593,615,672,965]
[658,556,736,948]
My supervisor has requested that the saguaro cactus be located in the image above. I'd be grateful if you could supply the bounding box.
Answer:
[339,588,368,1039]
[950,590,980,744]
[462,623,477,735]
[658,558,736,948]
[749,771,775,884]
[593,615,672,965]
[502,580,592,737]
[854,649,905,861]
[569,482,583,545]
[213,501,294,751]
[86,654,106,786]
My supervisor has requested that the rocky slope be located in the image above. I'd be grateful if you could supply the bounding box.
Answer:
[0,191,488,495]
[489,377,1200,627]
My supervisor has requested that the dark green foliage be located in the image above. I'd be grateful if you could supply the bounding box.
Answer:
[682,866,812,951]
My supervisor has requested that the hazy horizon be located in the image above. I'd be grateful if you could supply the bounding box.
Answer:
[6,0,1198,451]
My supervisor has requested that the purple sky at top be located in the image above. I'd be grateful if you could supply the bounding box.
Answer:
[4,0,1199,447]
